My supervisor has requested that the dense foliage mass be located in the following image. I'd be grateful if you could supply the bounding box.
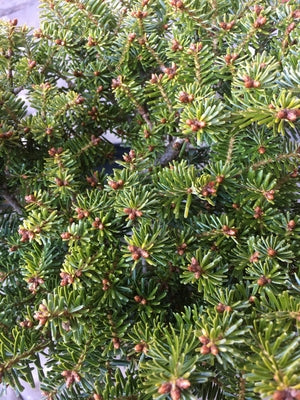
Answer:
[0,0,299,399]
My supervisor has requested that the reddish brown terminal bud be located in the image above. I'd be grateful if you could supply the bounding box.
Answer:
[257,275,269,286]
[216,303,226,313]
[28,60,37,69]
[254,206,263,219]
[46,127,53,135]
[75,95,85,104]
[292,10,300,19]
[287,220,296,231]
[286,22,296,34]
[200,345,211,354]
[272,390,288,400]
[199,335,209,344]
[267,248,277,257]
[158,382,172,394]
[264,190,275,201]
[249,295,256,303]
[134,295,142,303]
[170,387,181,400]
[277,109,287,119]
[210,344,219,355]
[286,110,298,122]
[140,249,149,258]
[175,378,191,390]
[254,5,263,15]
[290,169,298,178]
[132,252,140,260]
[254,16,267,28]
[128,32,136,42]
[249,251,260,263]
[112,337,120,349]
[216,175,224,183]
[61,232,71,240]
[244,80,253,88]
[134,343,144,352]
[10,18,18,26]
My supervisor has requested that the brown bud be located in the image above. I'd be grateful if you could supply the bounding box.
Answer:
[34,28,43,38]
[158,382,172,394]
[112,337,120,349]
[258,146,266,154]
[286,22,296,34]
[75,95,85,104]
[140,249,149,258]
[249,295,256,303]
[46,127,53,135]
[264,190,275,201]
[286,110,298,122]
[257,275,269,286]
[290,169,298,178]
[176,378,191,390]
[216,175,224,183]
[273,390,288,400]
[61,232,71,240]
[267,248,277,257]
[244,80,253,88]
[254,5,263,15]
[28,60,36,69]
[277,109,287,119]
[199,335,209,345]
[134,343,144,352]
[132,252,141,260]
[170,387,181,400]
[10,18,18,26]
[210,344,219,355]
[254,16,267,28]
[224,54,231,62]
[287,220,296,231]
[249,251,260,263]
[128,32,136,42]
[254,206,263,219]
[200,345,210,354]
[87,36,96,46]
[292,10,300,19]
[134,295,142,303]
[25,194,36,203]
[216,303,226,313]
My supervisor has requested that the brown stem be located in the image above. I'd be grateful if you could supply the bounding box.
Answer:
[252,152,300,169]
[238,374,246,400]
[157,82,173,113]
[1,190,23,214]
[225,135,236,165]
[0,341,50,374]
[157,138,184,166]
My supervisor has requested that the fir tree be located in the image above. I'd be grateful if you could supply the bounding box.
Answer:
[0,1,299,399]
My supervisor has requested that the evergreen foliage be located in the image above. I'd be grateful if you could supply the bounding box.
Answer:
[0,0,299,399]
